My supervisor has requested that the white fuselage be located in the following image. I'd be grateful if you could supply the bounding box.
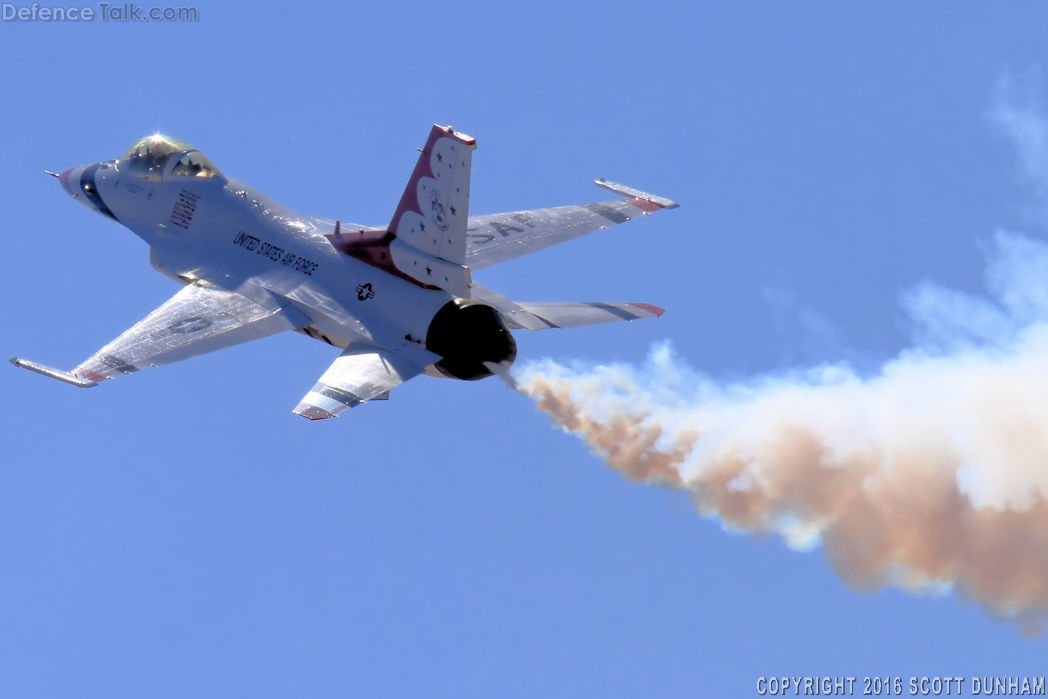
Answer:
[89,164,454,353]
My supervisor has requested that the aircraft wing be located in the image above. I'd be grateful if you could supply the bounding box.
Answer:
[293,342,439,420]
[465,179,678,270]
[11,282,309,386]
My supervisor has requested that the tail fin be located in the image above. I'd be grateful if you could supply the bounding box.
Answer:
[383,124,475,296]
[330,125,476,296]
[390,124,475,263]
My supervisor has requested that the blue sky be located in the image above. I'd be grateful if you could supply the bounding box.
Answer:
[3,2,1048,696]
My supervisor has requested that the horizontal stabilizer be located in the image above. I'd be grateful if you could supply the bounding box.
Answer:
[469,284,665,330]
[517,302,664,328]
[469,284,557,330]
[293,342,437,420]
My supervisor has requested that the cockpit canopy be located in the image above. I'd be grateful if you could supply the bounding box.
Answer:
[118,134,221,180]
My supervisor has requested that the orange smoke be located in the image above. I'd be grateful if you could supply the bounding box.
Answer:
[512,234,1048,632]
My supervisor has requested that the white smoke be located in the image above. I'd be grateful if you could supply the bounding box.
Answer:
[510,83,1048,633]
[991,71,1048,208]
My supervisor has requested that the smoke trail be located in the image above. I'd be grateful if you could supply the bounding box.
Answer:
[510,84,1048,630]
[512,247,1048,631]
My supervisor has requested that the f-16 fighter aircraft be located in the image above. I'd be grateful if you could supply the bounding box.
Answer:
[12,126,678,419]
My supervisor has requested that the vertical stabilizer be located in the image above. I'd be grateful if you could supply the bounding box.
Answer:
[327,124,475,297]
[389,124,475,266]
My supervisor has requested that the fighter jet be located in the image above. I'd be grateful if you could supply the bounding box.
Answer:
[12,125,678,419]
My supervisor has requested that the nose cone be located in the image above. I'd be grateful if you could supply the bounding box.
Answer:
[59,163,118,221]
[59,166,83,197]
